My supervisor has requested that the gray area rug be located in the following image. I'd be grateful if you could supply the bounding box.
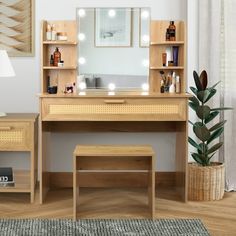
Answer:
[0,219,210,236]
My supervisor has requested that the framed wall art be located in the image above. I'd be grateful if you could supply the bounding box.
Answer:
[0,0,34,56]
[95,8,132,47]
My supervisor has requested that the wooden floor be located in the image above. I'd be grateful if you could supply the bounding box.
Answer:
[0,187,235,236]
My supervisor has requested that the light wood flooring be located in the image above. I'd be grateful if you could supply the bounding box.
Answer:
[0,187,235,236]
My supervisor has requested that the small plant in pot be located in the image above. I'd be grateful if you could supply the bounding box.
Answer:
[188,70,231,201]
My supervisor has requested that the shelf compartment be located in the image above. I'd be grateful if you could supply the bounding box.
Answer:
[0,170,30,193]
[150,45,184,70]
[151,21,185,42]
[149,69,184,94]
[42,69,77,94]
[41,21,77,42]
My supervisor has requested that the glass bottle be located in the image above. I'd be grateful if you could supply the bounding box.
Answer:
[53,47,61,66]
[169,21,176,41]
[160,80,165,93]
[50,54,54,66]
[51,24,57,41]
[46,24,52,41]
[176,76,181,93]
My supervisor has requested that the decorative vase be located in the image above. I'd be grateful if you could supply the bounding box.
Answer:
[188,162,225,201]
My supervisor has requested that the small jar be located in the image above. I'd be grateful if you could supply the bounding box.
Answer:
[168,60,174,67]
[58,60,64,67]
[57,32,67,41]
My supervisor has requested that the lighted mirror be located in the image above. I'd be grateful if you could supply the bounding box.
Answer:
[76,8,150,91]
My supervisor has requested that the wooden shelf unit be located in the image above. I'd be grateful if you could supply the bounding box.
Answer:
[0,114,38,202]
[149,21,186,93]
[41,20,77,94]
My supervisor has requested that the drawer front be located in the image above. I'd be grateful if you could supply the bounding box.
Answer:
[0,122,31,151]
[41,98,187,121]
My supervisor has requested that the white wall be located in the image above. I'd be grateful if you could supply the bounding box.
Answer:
[0,0,187,172]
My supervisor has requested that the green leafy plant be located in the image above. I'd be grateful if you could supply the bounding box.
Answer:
[188,70,231,166]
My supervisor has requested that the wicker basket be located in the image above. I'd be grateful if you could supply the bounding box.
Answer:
[188,162,225,201]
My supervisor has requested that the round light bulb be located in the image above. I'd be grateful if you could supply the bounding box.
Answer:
[78,9,86,17]
[142,59,149,68]
[141,10,149,19]
[108,9,116,18]
[79,82,86,90]
[78,33,85,41]
[141,83,149,91]
[142,35,150,43]
[78,57,86,65]
[108,83,116,91]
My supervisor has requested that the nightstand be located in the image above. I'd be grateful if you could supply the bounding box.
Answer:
[0,113,38,203]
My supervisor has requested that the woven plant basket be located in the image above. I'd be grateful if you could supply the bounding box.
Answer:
[188,162,225,201]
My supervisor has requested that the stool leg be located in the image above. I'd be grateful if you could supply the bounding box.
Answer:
[73,155,78,220]
[148,155,155,219]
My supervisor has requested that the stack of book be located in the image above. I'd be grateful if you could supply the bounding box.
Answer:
[0,167,14,187]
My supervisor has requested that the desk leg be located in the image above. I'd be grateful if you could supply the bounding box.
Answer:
[175,121,188,202]
[39,122,50,204]
[148,155,155,219]
[73,155,78,220]
[30,150,34,203]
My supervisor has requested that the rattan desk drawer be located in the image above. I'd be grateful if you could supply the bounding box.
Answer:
[41,97,187,121]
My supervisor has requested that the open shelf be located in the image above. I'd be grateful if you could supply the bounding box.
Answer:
[150,66,184,70]
[0,170,30,193]
[150,41,184,46]
[43,66,77,70]
[43,41,77,45]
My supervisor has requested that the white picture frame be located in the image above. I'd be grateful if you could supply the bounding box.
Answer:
[95,8,132,47]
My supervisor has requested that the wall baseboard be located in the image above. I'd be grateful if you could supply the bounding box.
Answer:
[50,172,176,188]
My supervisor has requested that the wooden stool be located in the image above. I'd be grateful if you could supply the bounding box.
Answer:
[73,145,155,219]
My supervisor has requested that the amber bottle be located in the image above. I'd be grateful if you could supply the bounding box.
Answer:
[169,21,176,41]
[53,47,61,66]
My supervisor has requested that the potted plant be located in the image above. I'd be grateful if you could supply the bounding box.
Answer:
[188,70,231,201]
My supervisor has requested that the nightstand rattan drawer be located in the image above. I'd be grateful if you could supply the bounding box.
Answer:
[0,122,31,151]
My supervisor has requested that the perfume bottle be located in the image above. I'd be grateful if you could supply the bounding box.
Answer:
[53,47,61,66]
[169,21,176,41]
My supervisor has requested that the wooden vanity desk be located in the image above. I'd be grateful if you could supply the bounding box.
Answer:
[40,19,190,204]
[39,92,190,203]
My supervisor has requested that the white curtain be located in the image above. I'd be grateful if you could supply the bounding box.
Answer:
[198,0,236,191]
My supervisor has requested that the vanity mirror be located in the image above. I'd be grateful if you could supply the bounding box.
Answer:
[76,8,150,91]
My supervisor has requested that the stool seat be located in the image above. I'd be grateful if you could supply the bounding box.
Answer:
[73,145,155,219]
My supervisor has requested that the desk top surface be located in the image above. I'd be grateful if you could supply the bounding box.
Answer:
[0,113,38,122]
[39,92,191,98]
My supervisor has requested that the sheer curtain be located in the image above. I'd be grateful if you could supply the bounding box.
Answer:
[198,0,236,191]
